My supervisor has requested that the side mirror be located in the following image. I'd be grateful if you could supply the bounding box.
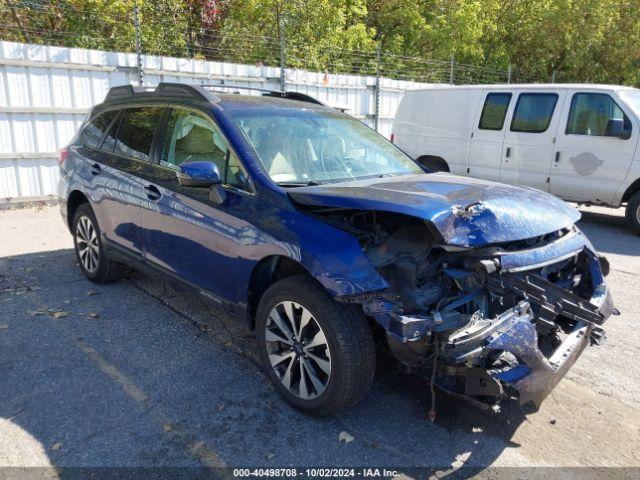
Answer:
[605,118,632,139]
[176,161,221,187]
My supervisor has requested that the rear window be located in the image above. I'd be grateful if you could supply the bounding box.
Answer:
[114,107,164,161]
[510,93,558,133]
[479,93,511,130]
[79,110,118,148]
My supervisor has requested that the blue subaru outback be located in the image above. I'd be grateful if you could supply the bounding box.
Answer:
[59,83,615,415]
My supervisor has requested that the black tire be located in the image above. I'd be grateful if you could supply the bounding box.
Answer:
[72,203,124,283]
[256,275,376,415]
[625,191,640,235]
[417,156,449,172]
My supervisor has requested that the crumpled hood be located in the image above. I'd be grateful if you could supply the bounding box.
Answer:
[288,173,581,247]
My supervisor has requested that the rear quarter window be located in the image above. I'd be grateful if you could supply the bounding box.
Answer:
[79,110,119,148]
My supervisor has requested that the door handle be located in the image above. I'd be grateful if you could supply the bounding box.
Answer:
[144,184,161,201]
[555,151,561,163]
[90,163,101,175]
[505,147,511,158]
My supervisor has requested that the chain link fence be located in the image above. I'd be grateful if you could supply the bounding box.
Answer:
[0,0,541,89]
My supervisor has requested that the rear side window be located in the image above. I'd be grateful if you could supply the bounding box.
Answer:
[79,110,118,148]
[114,107,164,161]
[566,93,630,137]
[510,93,558,133]
[479,93,511,130]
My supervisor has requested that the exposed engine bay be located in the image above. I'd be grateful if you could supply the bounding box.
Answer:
[311,208,616,411]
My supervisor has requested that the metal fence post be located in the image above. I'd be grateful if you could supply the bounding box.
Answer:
[508,64,512,83]
[279,15,286,92]
[374,45,381,132]
[449,53,454,85]
[133,1,143,86]
[551,69,557,83]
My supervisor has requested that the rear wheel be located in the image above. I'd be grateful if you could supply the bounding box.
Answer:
[72,203,123,283]
[256,275,376,415]
[625,191,640,235]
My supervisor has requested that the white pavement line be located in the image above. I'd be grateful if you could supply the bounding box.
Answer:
[74,338,228,470]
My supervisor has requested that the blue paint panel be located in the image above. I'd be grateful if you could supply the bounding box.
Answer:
[288,173,581,247]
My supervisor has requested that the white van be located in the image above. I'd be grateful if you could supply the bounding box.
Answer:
[392,84,640,233]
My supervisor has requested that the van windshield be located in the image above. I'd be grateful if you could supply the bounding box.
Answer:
[228,109,423,185]
[618,90,640,118]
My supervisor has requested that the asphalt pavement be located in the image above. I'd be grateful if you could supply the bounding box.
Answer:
[1,205,639,476]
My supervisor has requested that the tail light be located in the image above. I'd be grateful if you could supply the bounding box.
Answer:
[390,133,395,143]
[59,147,69,167]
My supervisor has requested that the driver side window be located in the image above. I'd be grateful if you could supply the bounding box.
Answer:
[161,108,250,190]
[566,93,631,137]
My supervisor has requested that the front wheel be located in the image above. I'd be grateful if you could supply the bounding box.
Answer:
[625,191,640,235]
[256,275,376,415]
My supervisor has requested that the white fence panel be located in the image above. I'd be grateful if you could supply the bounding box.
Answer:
[0,40,431,204]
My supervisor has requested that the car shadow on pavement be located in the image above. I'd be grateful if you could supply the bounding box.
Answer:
[0,248,530,476]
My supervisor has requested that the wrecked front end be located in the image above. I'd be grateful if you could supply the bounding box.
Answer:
[320,210,615,411]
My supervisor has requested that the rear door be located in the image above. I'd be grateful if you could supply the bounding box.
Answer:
[500,91,564,192]
[468,91,513,181]
[76,107,163,256]
[551,91,637,203]
[139,106,254,304]
[95,106,165,255]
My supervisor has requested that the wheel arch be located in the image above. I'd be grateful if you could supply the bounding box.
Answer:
[415,155,450,172]
[622,177,640,203]
[67,190,90,230]
[246,255,313,329]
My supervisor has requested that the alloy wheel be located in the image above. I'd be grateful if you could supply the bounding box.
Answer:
[75,215,100,274]
[264,301,331,400]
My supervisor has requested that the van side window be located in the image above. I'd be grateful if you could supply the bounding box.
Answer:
[79,110,119,149]
[161,108,250,191]
[566,93,631,137]
[510,93,558,133]
[479,93,512,130]
[114,107,164,161]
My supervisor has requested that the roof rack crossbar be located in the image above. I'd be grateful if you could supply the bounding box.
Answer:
[200,84,324,106]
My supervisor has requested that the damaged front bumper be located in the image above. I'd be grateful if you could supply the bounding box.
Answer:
[361,228,616,410]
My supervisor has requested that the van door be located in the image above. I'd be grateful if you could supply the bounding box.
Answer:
[550,91,637,203]
[468,91,513,181]
[500,92,564,192]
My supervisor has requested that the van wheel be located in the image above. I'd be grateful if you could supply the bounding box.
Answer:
[256,275,376,415]
[72,204,124,283]
[417,156,449,172]
[625,191,640,235]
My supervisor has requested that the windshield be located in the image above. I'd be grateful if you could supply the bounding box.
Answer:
[228,108,423,185]
[618,90,640,117]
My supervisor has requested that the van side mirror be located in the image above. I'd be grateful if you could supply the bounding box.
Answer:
[176,161,221,187]
[605,118,632,139]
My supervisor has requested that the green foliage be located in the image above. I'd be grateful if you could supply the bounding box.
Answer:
[1,0,639,85]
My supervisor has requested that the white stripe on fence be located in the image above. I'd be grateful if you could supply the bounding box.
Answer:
[0,40,432,204]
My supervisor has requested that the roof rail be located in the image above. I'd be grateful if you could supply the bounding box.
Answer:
[104,83,220,103]
[201,84,324,106]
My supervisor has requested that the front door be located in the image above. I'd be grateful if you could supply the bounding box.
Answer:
[468,91,513,181]
[140,107,254,304]
[551,91,637,203]
[500,92,564,192]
